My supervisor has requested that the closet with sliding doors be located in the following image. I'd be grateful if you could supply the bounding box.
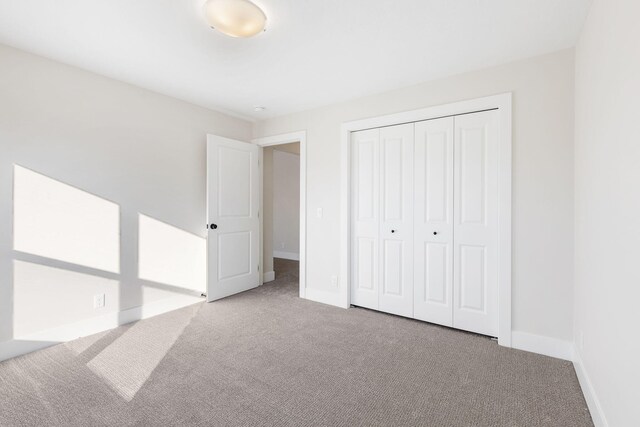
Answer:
[350,109,499,337]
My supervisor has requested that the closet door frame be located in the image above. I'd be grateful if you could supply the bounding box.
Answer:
[340,93,512,348]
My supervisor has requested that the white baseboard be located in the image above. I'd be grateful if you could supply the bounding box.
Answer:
[273,251,300,261]
[263,271,275,283]
[573,348,608,427]
[511,331,574,361]
[0,294,202,363]
[303,287,344,308]
[498,333,606,425]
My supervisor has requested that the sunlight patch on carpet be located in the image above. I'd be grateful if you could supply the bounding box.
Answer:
[86,304,200,401]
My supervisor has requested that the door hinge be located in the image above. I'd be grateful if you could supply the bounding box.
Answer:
[258,265,260,271]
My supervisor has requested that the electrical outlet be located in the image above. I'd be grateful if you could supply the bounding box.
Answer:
[330,275,339,287]
[280,242,285,249]
[93,294,105,309]
[316,208,323,218]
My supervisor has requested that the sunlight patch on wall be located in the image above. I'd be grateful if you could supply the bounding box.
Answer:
[13,260,119,338]
[13,165,120,273]
[138,214,206,294]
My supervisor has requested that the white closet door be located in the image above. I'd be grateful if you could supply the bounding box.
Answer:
[351,128,380,310]
[378,124,414,317]
[453,110,499,337]
[413,117,454,326]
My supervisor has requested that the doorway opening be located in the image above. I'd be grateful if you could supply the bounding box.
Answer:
[254,131,307,298]
[263,142,300,289]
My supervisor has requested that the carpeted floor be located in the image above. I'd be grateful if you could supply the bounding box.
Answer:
[0,258,592,426]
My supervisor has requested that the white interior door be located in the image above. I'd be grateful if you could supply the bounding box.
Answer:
[453,111,499,336]
[206,134,260,302]
[413,117,454,326]
[350,128,380,310]
[378,124,414,317]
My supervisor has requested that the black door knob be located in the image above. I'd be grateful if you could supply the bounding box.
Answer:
[210,223,218,230]
[433,231,438,235]
[391,229,396,233]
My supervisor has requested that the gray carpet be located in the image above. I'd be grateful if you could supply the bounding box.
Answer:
[0,259,592,426]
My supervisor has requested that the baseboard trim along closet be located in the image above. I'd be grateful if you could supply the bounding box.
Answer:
[273,251,300,261]
[511,331,573,361]
[0,294,202,362]
[263,271,275,282]
[573,348,609,427]
[304,287,345,308]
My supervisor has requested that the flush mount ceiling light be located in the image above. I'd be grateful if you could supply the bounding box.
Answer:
[203,0,267,38]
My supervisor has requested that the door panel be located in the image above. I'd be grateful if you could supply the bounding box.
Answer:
[356,238,376,290]
[413,117,454,326]
[351,129,380,309]
[357,139,377,220]
[378,124,414,317]
[460,128,486,224]
[425,243,447,303]
[218,147,252,217]
[453,111,499,336]
[459,245,486,311]
[218,231,252,280]
[207,135,260,302]
[382,138,404,221]
[382,240,404,296]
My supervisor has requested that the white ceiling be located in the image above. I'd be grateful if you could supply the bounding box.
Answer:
[0,0,591,120]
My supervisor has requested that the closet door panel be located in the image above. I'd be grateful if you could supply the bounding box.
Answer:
[453,110,499,337]
[459,245,486,311]
[413,117,454,326]
[378,124,414,317]
[382,240,404,296]
[351,129,380,309]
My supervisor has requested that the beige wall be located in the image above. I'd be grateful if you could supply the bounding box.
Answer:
[574,0,640,425]
[272,149,300,258]
[0,41,577,359]
[0,43,252,347]
[254,49,576,341]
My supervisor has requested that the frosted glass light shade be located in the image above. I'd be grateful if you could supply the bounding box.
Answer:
[203,0,267,38]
